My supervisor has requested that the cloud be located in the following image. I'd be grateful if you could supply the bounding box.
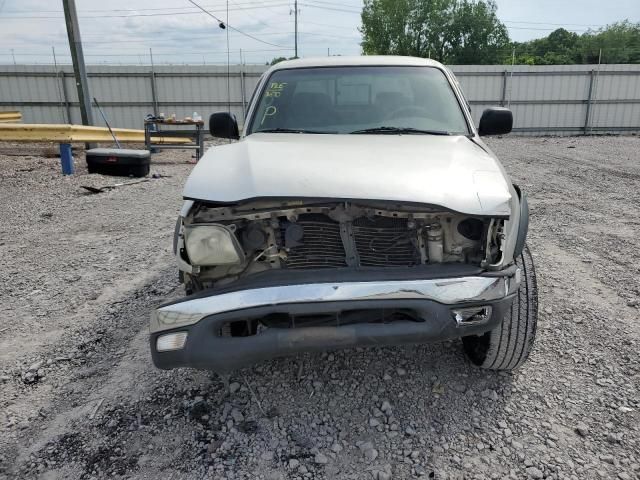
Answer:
[1,0,361,64]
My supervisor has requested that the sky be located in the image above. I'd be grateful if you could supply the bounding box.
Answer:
[0,0,638,65]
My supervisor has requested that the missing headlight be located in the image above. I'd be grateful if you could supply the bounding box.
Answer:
[457,218,484,240]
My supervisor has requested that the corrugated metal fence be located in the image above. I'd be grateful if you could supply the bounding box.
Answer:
[453,64,640,135]
[1,63,639,135]
[0,64,265,130]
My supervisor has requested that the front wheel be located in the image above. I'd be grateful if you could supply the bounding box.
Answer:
[462,245,538,371]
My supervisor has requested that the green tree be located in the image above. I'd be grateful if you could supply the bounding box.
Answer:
[447,1,510,64]
[267,56,298,66]
[511,28,581,64]
[360,0,510,64]
[511,22,640,65]
[268,57,288,66]
[578,21,640,63]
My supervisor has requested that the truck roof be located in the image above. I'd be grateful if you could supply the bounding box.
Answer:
[269,55,445,71]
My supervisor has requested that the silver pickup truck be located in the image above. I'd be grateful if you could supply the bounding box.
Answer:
[151,56,537,373]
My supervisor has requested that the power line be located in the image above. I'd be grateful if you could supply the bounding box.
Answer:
[0,3,292,20]
[298,20,359,31]
[3,35,296,47]
[2,30,363,54]
[186,0,291,48]
[303,0,362,9]
[506,25,589,32]
[1,1,289,14]
[3,28,308,47]
[2,47,296,54]
[0,49,296,57]
[299,2,361,14]
[187,0,227,26]
[228,0,275,30]
[502,19,607,28]
[1,2,622,34]
[0,50,301,59]
[298,31,360,40]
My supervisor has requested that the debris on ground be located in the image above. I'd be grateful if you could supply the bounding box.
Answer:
[1,137,639,479]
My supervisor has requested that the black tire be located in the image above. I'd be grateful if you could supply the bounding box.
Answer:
[462,244,538,371]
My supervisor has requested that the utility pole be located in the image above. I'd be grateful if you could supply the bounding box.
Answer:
[52,46,67,123]
[507,47,515,109]
[63,0,94,126]
[294,0,298,58]
[226,0,231,116]
[11,49,16,65]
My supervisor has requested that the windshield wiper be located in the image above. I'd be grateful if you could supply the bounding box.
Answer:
[349,126,451,135]
[257,128,336,134]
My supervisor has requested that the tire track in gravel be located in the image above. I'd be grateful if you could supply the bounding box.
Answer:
[492,136,640,304]
[2,137,640,480]
[1,267,182,478]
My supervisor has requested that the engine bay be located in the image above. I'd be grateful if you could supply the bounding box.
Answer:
[178,200,505,291]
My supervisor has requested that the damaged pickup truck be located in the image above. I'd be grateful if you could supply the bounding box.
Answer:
[151,56,537,372]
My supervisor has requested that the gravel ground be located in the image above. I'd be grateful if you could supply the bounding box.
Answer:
[0,136,638,480]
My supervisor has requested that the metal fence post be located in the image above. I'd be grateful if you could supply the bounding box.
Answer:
[3,66,639,135]
[500,70,508,107]
[60,72,72,123]
[584,69,595,135]
[59,143,74,175]
[149,71,159,116]
[240,69,247,121]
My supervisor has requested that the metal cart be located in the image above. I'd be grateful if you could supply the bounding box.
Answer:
[144,119,205,161]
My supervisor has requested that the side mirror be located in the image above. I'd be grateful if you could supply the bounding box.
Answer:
[478,107,513,136]
[209,112,239,139]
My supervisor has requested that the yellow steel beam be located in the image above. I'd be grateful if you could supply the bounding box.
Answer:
[0,111,22,123]
[0,123,192,144]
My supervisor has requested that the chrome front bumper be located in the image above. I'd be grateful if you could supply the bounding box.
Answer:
[150,269,521,371]
[152,273,520,334]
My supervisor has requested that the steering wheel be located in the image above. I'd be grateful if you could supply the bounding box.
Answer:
[386,105,431,120]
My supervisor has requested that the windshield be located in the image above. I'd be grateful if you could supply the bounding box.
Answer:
[248,66,469,135]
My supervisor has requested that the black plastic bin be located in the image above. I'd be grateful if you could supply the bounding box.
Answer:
[86,148,151,177]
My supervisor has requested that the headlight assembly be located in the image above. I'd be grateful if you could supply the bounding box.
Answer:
[184,224,245,266]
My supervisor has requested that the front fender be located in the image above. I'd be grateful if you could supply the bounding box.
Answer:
[512,184,529,258]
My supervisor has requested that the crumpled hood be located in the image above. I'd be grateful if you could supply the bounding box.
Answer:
[184,133,513,217]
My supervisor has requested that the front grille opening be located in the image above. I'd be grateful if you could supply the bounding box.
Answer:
[281,214,347,269]
[353,217,419,267]
[218,309,424,337]
[280,213,420,270]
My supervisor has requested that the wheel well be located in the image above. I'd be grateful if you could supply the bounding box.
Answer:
[512,184,529,258]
